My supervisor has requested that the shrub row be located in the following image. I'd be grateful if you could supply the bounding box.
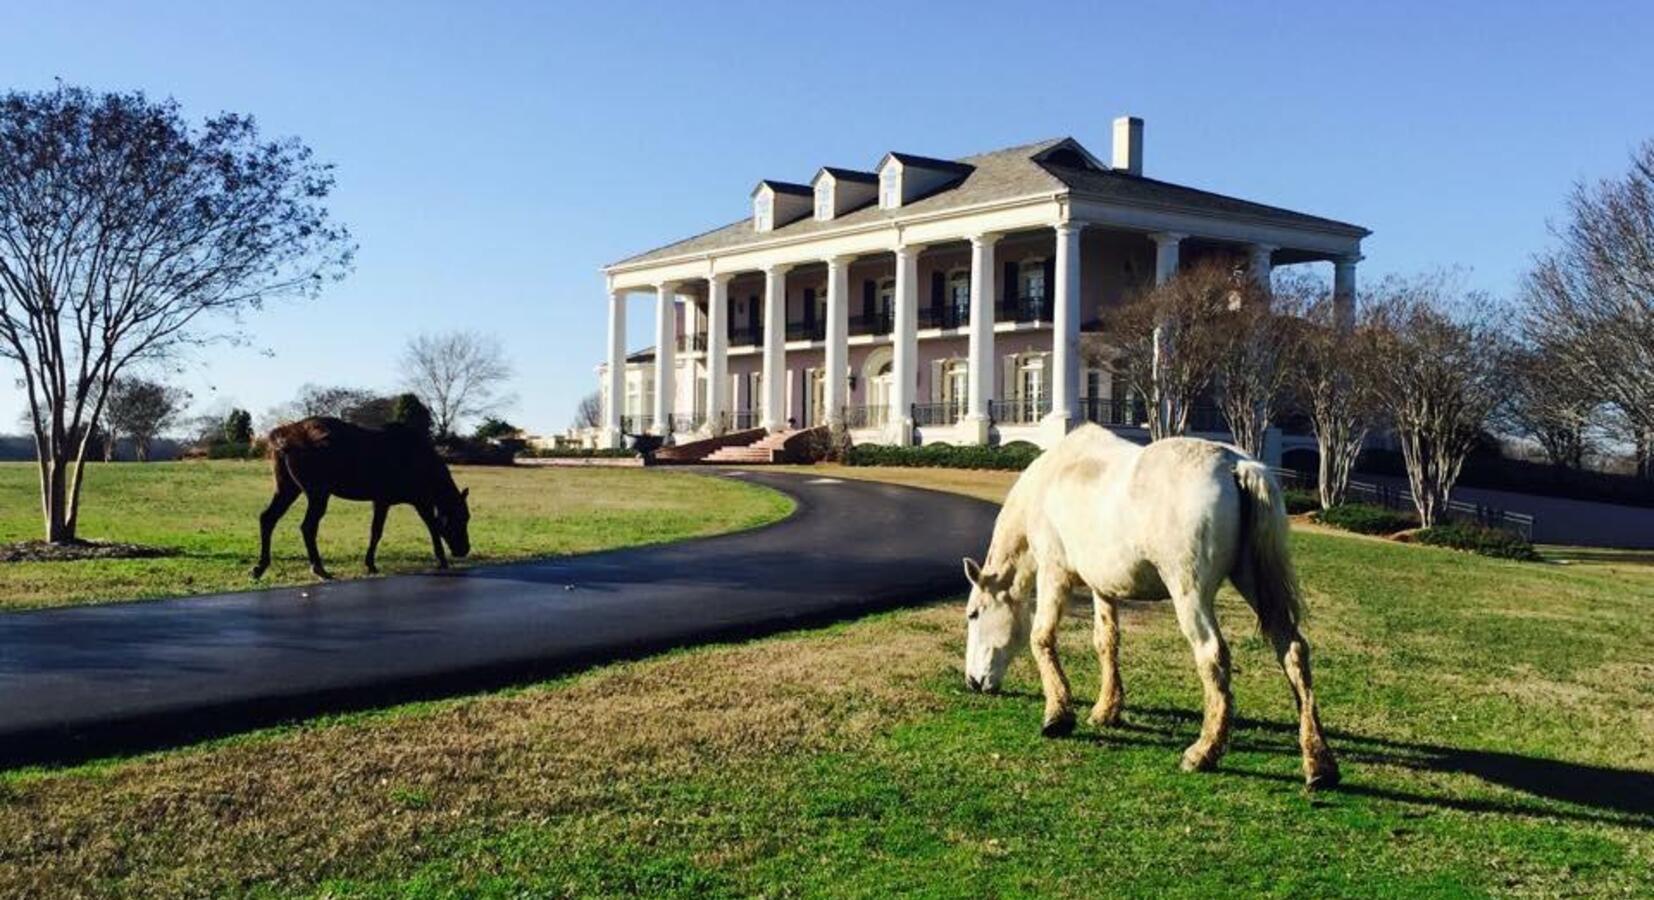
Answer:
[844,441,1043,471]
[1414,522,1540,561]
[1282,488,1321,516]
[203,440,264,460]
[521,447,639,459]
[1314,502,1418,535]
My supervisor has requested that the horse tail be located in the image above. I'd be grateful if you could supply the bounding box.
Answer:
[1232,458,1305,634]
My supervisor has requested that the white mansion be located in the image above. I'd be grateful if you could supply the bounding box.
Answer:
[596,117,1368,452]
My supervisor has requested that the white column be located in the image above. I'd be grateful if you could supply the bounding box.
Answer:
[602,288,626,448]
[1333,254,1361,329]
[824,255,850,429]
[1149,232,1184,436]
[1046,222,1082,436]
[1249,243,1276,291]
[889,244,922,445]
[761,264,790,431]
[963,233,999,444]
[704,273,731,433]
[652,283,678,437]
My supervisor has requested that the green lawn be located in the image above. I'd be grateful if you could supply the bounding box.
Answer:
[1,468,1651,896]
[0,461,792,609]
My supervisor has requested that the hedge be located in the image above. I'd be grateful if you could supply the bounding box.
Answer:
[1314,502,1418,535]
[845,441,1043,471]
[1414,522,1540,561]
[521,447,639,459]
[1282,488,1321,516]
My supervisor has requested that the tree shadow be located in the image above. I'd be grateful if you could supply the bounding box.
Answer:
[1097,704,1654,828]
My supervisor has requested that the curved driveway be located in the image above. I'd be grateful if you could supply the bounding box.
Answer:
[0,471,997,767]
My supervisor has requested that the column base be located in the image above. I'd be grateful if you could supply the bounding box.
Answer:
[960,413,993,446]
[599,427,625,450]
[883,418,915,447]
[1040,411,1076,446]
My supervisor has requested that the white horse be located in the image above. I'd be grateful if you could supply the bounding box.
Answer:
[962,424,1339,789]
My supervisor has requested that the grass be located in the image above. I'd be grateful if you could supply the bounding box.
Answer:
[0,461,793,610]
[2,466,1652,896]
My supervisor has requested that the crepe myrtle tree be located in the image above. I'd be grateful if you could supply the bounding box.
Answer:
[104,377,191,461]
[0,86,352,542]
[1286,285,1384,510]
[1212,275,1301,459]
[1086,260,1237,440]
[1522,139,1654,478]
[1367,273,1513,528]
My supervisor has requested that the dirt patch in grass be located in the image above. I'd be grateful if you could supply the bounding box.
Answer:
[0,540,178,564]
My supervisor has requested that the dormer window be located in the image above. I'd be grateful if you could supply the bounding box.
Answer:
[751,180,813,233]
[754,195,772,232]
[879,165,900,209]
[815,182,833,221]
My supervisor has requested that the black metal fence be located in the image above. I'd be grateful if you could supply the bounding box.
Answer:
[1271,468,1537,540]
[843,405,889,429]
[911,402,966,427]
[989,397,1049,425]
[848,312,893,337]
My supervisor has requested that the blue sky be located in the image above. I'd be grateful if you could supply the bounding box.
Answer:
[2,1,1651,434]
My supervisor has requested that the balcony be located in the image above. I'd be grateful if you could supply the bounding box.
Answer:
[842,405,889,429]
[669,413,700,433]
[1000,294,1050,324]
[911,401,967,427]
[728,325,761,347]
[676,333,707,353]
[619,414,654,434]
[786,320,826,342]
[848,311,893,337]
[918,303,970,330]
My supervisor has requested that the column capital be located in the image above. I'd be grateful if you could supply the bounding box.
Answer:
[762,262,794,277]
[1053,221,1085,237]
[969,231,1002,248]
[1249,242,1279,254]
[822,253,854,267]
[654,280,683,293]
[1335,253,1364,267]
[894,242,926,258]
[708,271,735,286]
[1150,231,1187,246]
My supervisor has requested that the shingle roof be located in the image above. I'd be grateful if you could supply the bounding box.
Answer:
[755,179,813,197]
[609,137,1365,268]
[883,151,976,174]
[818,166,878,183]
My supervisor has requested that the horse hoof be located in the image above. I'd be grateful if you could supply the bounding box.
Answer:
[365,564,378,575]
[1041,711,1076,738]
[312,569,333,581]
[1306,760,1342,792]
[1180,748,1219,773]
[249,566,266,581]
[1088,705,1123,728]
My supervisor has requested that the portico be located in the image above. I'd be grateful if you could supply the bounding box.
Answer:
[596,120,1368,450]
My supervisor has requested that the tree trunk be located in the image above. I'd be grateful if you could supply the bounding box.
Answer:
[42,453,76,543]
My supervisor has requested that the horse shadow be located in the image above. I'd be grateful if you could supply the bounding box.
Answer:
[1082,703,1654,828]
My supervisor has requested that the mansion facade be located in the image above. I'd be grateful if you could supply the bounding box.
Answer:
[596,118,1368,452]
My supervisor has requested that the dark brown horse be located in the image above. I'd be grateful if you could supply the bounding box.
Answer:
[251,417,471,581]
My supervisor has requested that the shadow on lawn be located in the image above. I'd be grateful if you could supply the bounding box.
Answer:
[1102,705,1654,829]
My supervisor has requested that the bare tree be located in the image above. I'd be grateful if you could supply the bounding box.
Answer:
[0,86,352,541]
[1287,286,1383,510]
[1522,140,1654,478]
[1213,277,1300,459]
[1368,274,1511,528]
[573,390,602,430]
[104,378,191,461]
[400,330,514,437]
[1499,343,1601,470]
[1087,260,1237,440]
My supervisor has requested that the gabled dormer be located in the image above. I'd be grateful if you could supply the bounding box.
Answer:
[751,180,813,233]
[810,167,878,222]
[1030,137,1108,173]
[875,152,974,210]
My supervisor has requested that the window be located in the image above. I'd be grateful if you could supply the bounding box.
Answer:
[815,183,833,220]
[1021,260,1047,302]
[878,278,895,317]
[948,270,971,321]
[754,198,772,232]
[944,359,969,416]
[879,166,900,208]
[1019,355,1046,417]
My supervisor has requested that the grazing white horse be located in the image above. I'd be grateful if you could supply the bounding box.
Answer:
[962,424,1339,790]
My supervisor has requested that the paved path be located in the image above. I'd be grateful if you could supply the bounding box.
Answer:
[0,471,997,767]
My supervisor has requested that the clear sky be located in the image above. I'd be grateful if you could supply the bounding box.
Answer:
[2,1,1651,435]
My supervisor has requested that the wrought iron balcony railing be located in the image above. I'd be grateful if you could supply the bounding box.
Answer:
[786,320,826,342]
[988,397,1050,426]
[917,304,971,330]
[842,404,889,429]
[848,311,893,337]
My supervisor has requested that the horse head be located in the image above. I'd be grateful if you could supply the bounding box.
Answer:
[961,557,1030,693]
[434,487,471,558]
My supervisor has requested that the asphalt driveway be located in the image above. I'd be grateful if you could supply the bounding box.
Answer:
[0,471,998,767]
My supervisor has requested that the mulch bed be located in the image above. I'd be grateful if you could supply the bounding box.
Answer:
[0,540,180,564]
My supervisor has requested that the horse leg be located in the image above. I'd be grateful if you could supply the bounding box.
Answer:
[1032,567,1075,737]
[251,468,300,580]
[1171,581,1232,772]
[299,491,333,580]
[364,501,388,574]
[1087,592,1124,727]
[1231,569,1340,789]
[417,505,449,570]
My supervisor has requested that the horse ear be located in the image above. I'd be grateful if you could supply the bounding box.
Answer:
[461,488,469,499]
[962,557,982,587]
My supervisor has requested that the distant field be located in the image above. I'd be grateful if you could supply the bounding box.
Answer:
[2,465,1650,896]
[0,461,792,609]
